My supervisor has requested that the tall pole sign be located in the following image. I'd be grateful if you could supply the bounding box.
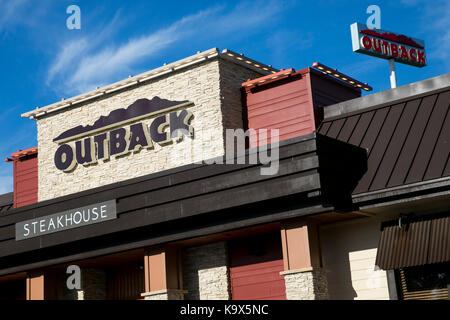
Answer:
[350,22,426,88]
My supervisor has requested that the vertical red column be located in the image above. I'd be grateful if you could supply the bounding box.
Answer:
[229,233,286,300]
[241,67,361,148]
[5,147,38,208]
[242,68,317,148]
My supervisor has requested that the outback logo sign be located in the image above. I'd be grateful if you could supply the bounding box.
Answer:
[53,97,194,172]
[350,22,426,67]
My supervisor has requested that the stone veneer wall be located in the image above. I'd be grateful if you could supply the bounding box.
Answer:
[218,59,262,131]
[37,58,263,201]
[283,268,329,300]
[142,289,186,300]
[182,242,230,300]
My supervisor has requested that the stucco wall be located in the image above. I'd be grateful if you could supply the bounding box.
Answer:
[37,58,262,201]
[320,215,396,300]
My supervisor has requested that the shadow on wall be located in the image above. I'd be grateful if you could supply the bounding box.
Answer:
[320,215,391,300]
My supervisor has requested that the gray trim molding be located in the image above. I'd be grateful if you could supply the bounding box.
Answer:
[386,270,399,300]
[324,73,450,119]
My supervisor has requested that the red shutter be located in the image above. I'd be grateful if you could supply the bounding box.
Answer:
[229,233,286,300]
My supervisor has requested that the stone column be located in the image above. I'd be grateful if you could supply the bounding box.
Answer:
[280,219,329,300]
[141,246,186,300]
[182,241,230,300]
[141,289,186,300]
[281,267,328,300]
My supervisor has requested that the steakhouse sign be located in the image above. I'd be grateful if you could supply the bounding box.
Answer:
[15,200,117,240]
[351,22,426,67]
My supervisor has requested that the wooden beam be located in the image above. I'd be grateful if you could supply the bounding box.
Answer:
[26,272,44,300]
[280,218,322,271]
[144,246,182,293]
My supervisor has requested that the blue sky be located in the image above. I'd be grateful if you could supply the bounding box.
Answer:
[0,0,449,193]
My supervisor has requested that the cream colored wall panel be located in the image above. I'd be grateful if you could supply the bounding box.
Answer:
[350,277,388,291]
[353,287,392,300]
[321,215,398,300]
[348,248,378,260]
[348,258,381,272]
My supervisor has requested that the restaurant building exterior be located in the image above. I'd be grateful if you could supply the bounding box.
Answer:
[0,48,448,300]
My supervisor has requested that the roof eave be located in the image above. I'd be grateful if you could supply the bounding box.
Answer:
[324,73,450,120]
[22,48,278,120]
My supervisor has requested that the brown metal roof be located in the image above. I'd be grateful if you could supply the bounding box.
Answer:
[0,193,13,215]
[319,88,450,195]
[375,212,450,270]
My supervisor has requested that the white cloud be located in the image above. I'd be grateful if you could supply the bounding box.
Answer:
[0,0,51,31]
[67,16,193,92]
[400,0,424,5]
[47,38,89,83]
[424,1,450,68]
[400,0,450,69]
[46,1,283,95]
[0,0,27,27]
[340,59,385,79]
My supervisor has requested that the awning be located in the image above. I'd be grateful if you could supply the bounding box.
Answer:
[375,213,450,270]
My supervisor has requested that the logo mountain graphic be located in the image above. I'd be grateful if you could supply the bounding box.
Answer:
[53,97,190,142]
[359,29,424,49]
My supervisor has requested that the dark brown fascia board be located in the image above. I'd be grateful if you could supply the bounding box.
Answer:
[0,133,369,274]
[354,176,450,202]
[0,133,318,222]
[379,210,450,229]
[0,157,323,257]
[0,134,321,241]
[324,73,450,120]
[0,133,368,264]
[0,132,365,229]
[0,198,331,277]
[355,177,450,210]
[0,170,323,258]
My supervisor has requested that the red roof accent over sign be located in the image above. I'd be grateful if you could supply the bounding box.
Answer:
[242,68,296,88]
[6,146,38,208]
[9,147,38,159]
[359,29,424,49]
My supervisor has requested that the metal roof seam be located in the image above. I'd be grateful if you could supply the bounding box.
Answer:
[385,98,423,188]
[423,104,450,180]
[402,94,439,185]
[367,103,408,192]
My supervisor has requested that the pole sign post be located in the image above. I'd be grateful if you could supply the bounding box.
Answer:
[350,22,426,67]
